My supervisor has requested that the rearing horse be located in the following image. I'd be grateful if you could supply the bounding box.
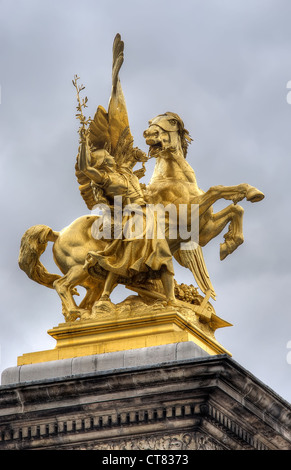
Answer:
[144,112,264,262]
[18,113,264,322]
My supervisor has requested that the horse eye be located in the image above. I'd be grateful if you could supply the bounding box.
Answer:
[169,119,176,126]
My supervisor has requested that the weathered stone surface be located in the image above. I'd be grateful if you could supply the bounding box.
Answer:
[0,347,290,450]
[1,342,208,385]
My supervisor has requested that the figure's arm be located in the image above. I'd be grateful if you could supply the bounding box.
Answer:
[82,164,103,183]
[78,134,90,171]
[78,136,103,183]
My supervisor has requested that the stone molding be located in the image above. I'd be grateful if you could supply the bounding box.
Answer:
[1,342,208,385]
[0,352,290,450]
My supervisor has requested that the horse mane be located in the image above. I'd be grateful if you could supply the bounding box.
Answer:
[164,111,193,158]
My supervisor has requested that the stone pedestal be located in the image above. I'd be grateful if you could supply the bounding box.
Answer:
[1,343,290,450]
[17,307,231,366]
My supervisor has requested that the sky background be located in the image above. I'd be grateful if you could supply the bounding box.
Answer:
[0,0,291,403]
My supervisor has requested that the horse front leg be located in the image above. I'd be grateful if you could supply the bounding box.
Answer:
[79,280,104,310]
[199,204,244,260]
[99,271,119,301]
[53,264,89,321]
[196,183,264,217]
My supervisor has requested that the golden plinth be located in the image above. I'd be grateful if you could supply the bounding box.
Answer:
[17,298,231,365]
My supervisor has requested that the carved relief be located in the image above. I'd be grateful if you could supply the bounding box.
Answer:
[63,432,224,451]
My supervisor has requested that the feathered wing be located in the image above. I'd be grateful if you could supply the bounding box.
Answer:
[174,245,216,300]
[75,34,145,209]
[107,34,133,156]
[89,34,133,156]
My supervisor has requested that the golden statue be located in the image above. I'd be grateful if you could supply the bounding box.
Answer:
[17,34,264,362]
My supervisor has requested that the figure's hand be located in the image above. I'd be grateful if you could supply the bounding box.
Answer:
[133,148,148,162]
[133,167,146,179]
[79,126,88,144]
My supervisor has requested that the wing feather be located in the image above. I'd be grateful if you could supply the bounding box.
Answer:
[88,105,110,151]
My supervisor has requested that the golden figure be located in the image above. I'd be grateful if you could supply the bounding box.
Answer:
[77,134,177,306]
[18,34,264,326]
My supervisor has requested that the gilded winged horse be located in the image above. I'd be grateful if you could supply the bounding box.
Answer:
[18,34,264,321]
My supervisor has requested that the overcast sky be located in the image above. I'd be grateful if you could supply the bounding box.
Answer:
[0,0,291,404]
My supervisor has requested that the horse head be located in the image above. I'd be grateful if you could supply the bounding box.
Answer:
[143,112,192,159]
[144,112,201,206]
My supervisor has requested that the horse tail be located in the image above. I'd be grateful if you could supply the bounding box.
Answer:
[18,224,61,289]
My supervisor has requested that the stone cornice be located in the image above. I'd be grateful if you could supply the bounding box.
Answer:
[0,354,290,450]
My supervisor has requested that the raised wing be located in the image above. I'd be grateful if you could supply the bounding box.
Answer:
[174,244,216,300]
[75,34,146,209]
[89,33,137,162]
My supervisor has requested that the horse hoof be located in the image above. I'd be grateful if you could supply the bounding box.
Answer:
[65,309,86,322]
[246,186,265,203]
[220,240,236,260]
[92,298,116,315]
[220,243,229,261]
